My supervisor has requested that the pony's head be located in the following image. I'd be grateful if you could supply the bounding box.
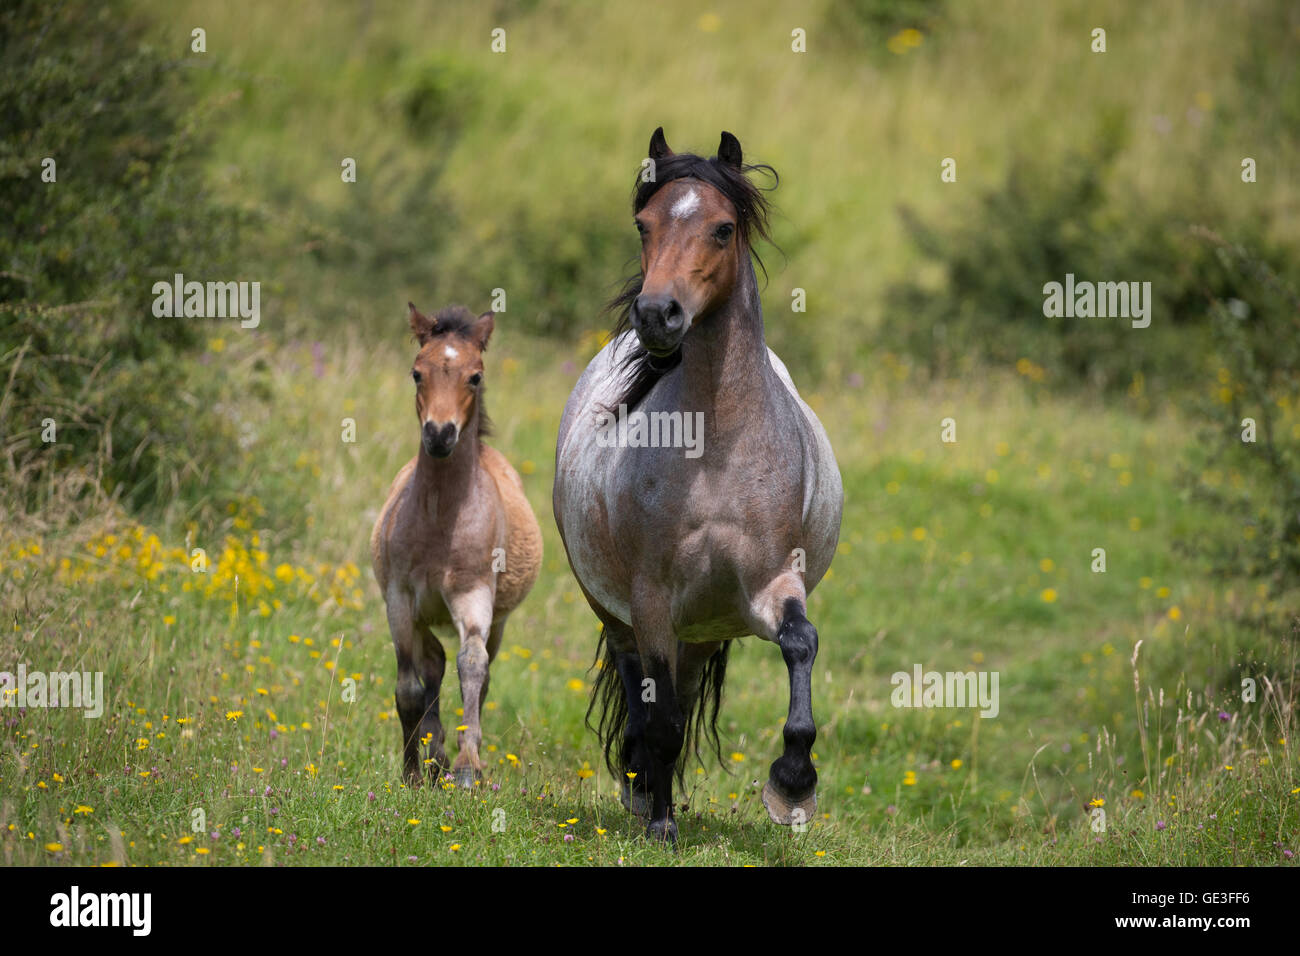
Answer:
[621,128,775,356]
[407,303,493,459]
[608,128,777,404]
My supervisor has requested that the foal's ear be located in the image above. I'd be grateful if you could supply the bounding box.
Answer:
[717,131,743,169]
[648,126,673,162]
[471,311,495,351]
[408,302,437,345]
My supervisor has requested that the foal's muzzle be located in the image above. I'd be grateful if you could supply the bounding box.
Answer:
[422,421,459,458]
[630,293,686,357]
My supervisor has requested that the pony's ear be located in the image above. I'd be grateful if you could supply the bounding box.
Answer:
[717,131,743,168]
[648,126,673,161]
[409,302,437,345]
[471,311,495,351]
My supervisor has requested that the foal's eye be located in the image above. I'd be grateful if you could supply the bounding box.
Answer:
[411,370,422,384]
[713,223,735,243]
[635,221,647,238]
[467,372,482,388]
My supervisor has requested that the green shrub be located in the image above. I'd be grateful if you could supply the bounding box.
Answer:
[878,125,1290,397]
[0,0,245,512]
[1181,231,1300,605]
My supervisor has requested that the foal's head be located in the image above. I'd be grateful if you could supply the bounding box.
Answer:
[407,303,493,459]
[622,127,776,357]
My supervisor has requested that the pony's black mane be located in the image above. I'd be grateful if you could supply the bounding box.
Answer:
[605,149,778,410]
[419,304,493,438]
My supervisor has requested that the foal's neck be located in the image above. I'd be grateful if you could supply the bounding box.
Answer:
[413,424,480,518]
[678,255,769,431]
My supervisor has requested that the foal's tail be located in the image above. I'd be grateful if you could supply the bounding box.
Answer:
[587,629,732,784]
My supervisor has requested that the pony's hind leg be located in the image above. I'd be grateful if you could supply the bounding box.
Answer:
[762,596,819,825]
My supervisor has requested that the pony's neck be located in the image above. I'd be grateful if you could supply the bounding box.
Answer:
[678,254,768,431]
[413,419,481,516]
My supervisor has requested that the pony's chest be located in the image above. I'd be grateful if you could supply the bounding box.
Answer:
[407,557,455,624]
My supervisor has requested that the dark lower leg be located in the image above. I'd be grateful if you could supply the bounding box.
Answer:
[394,651,425,785]
[769,598,818,808]
[642,655,683,845]
[615,650,652,813]
[418,636,447,778]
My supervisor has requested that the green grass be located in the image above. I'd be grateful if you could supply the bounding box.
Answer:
[1,331,1295,866]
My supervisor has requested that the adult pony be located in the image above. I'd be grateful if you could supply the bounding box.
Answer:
[372,304,542,788]
[553,128,842,843]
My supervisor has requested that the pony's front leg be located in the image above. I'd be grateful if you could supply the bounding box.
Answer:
[417,624,448,781]
[448,586,495,789]
[385,593,426,787]
[762,596,819,826]
[631,593,683,846]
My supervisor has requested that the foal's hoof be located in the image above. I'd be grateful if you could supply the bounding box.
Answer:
[645,817,678,847]
[762,780,817,826]
[620,780,652,818]
[454,767,480,790]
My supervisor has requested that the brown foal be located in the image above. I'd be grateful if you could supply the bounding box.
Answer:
[371,303,542,788]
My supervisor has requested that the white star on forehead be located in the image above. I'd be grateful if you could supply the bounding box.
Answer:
[444,346,459,360]
[669,188,700,220]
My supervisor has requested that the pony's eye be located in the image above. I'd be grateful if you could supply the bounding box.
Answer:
[714,223,735,243]
[635,221,647,238]
[468,372,482,388]
[412,370,422,384]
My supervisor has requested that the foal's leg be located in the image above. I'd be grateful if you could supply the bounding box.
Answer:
[448,586,495,789]
[417,625,448,780]
[631,593,683,845]
[762,596,819,825]
[386,593,425,786]
[481,615,506,719]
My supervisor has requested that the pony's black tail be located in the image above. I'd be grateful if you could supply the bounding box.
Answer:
[586,629,732,785]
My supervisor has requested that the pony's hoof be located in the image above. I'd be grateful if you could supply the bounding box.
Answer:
[645,817,678,847]
[620,781,652,818]
[762,780,817,826]
[454,767,480,790]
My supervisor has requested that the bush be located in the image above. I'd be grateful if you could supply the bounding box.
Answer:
[0,0,245,512]
[878,125,1291,397]
[1181,231,1300,605]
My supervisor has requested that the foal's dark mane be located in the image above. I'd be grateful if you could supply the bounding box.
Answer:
[417,304,492,438]
[605,149,778,410]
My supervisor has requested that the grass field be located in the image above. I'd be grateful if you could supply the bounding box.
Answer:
[2,329,1295,865]
[1,0,1297,866]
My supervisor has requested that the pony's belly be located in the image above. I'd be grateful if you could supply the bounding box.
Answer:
[560,489,633,624]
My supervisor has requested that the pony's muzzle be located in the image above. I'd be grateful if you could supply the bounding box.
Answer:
[630,293,686,356]
[422,421,459,458]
